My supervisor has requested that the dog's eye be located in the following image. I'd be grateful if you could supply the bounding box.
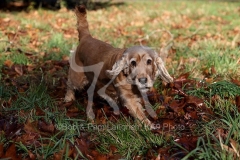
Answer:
[131,60,136,67]
[147,59,152,65]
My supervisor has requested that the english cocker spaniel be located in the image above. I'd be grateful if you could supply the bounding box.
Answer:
[65,5,173,127]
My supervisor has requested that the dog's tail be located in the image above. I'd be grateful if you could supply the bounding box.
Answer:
[75,5,90,40]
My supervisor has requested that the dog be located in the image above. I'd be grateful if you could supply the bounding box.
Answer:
[65,5,173,127]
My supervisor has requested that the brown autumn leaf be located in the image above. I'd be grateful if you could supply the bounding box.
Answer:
[157,147,171,160]
[236,96,240,112]
[134,155,143,160]
[74,137,90,159]
[158,119,176,132]
[62,55,69,61]
[3,143,21,160]
[2,17,11,23]
[66,111,80,118]
[67,146,74,158]
[146,149,157,160]
[219,135,240,159]
[6,32,17,42]
[109,144,118,155]
[73,135,109,160]
[0,143,3,157]
[66,106,80,118]
[186,96,212,114]
[169,99,185,114]
[147,87,161,103]
[24,119,38,133]
[205,77,214,83]
[27,64,37,72]
[185,110,198,120]
[211,66,217,74]
[231,79,240,86]
[170,81,189,97]
[2,117,21,139]
[38,119,55,133]
[61,101,73,108]
[14,65,23,75]
[4,59,13,67]
[96,109,107,124]
[155,154,161,160]
[24,119,49,137]
[185,96,205,108]
[17,132,41,147]
[102,105,114,117]
[53,150,64,160]
[28,150,36,160]
[90,150,108,160]
[229,139,240,157]
[35,107,45,116]
[175,136,198,151]
[174,72,190,82]
[202,67,210,77]
[155,105,166,116]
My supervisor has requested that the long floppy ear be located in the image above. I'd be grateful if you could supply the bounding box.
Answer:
[106,54,128,78]
[155,57,173,83]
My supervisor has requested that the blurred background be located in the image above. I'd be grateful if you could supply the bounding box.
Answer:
[0,0,116,10]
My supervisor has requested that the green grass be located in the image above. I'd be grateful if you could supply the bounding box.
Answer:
[0,0,240,159]
[183,100,240,159]
[187,80,240,99]
[94,118,165,158]
[44,33,72,60]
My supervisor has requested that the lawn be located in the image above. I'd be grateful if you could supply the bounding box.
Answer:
[0,1,240,159]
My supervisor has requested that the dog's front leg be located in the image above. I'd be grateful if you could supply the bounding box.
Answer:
[120,93,152,127]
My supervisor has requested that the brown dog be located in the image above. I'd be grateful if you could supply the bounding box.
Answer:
[65,5,173,127]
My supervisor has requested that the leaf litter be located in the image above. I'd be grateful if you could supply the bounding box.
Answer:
[1,61,239,159]
[0,2,240,159]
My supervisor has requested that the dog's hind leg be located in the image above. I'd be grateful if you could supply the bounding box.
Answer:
[64,66,89,102]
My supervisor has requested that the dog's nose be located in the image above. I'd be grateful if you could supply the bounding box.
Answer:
[138,78,147,84]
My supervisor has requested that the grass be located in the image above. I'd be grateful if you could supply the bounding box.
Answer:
[94,119,165,158]
[0,0,240,159]
[184,101,240,160]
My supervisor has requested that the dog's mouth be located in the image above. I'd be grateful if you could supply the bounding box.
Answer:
[139,87,151,92]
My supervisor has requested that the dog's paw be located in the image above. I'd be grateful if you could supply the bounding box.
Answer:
[87,111,95,120]
[64,90,75,102]
[113,109,120,115]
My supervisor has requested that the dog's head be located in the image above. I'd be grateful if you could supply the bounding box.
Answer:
[106,46,173,92]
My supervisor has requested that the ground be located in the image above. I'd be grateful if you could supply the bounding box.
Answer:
[0,1,240,159]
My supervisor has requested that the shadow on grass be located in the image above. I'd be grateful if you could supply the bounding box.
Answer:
[0,0,125,12]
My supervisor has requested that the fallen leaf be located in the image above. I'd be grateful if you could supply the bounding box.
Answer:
[174,136,198,151]
[4,60,13,67]
[6,32,17,42]
[28,150,36,160]
[211,66,217,74]
[230,139,240,157]
[174,72,190,82]
[3,143,21,160]
[231,79,240,86]
[18,132,41,147]
[0,143,3,157]
[155,154,161,160]
[53,150,64,160]
[236,96,240,112]
[3,17,11,22]
[109,145,117,155]
[14,65,23,75]
[24,119,49,137]
[38,120,55,133]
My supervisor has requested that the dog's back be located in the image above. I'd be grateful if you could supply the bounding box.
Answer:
[75,5,124,77]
